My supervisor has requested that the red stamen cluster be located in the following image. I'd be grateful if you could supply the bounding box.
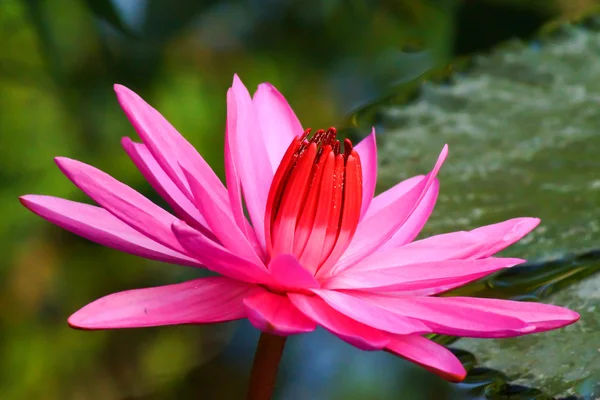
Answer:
[265,128,363,274]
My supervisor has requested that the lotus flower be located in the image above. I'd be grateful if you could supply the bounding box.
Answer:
[20,75,579,382]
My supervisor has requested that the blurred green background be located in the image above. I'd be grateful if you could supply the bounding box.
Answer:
[2,0,599,399]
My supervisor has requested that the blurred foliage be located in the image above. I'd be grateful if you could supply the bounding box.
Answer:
[2,0,600,399]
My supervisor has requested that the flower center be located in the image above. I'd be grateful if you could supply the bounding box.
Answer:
[265,127,362,274]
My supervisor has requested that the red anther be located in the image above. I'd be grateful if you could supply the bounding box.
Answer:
[310,129,326,145]
[300,128,311,141]
[265,127,363,271]
[325,127,337,144]
[343,138,353,158]
[332,141,340,154]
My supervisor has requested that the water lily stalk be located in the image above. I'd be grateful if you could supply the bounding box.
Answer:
[20,74,579,393]
[247,333,287,400]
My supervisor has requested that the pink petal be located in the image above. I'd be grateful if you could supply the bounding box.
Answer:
[321,145,448,278]
[311,289,430,335]
[229,75,274,249]
[68,277,257,329]
[181,166,263,264]
[121,138,211,235]
[353,129,377,220]
[379,179,439,250]
[243,291,316,335]
[362,175,439,250]
[437,297,580,334]
[269,254,320,291]
[364,175,424,218]
[114,84,229,208]
[351,293,531,338]
[224,88,257,244]
[172,221,272,285]
[20,195,201,266]
[342,217,540,275]
[324,258,525,291]
[253,82,303,172]
[288,293,391,350]
[386,335,466,382]
[402,217,540,260]
[55,157,188,254]
[467,217,541,258]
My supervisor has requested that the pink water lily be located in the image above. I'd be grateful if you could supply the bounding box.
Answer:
[20,75,579,383]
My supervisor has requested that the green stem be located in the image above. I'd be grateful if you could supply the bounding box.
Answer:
[246,333,287,400]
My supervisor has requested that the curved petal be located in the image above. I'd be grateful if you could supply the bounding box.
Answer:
[353,129,377,220]
[181,166,263,264]
[321,145,448,278]
[324,258,525,291]
[253,82,303,172]
[401,217,541,260]
[364,175,423,218]
[311,289,430,335]
[437,297,579,334]
[68,277,257,329]
[20,195,201,266]
[288,294,390,350]
[172,221,272,285]
[269,254,319,291]
[379,179,439,250]
[55,157,188,254]
[386,335,466,382]
[350,293,531,338]
[342,218,540,275]
[229,75,273,249]
[224,89,258,246]
[114,84,229,207]
[121,138,211,235]
[466,217,541,258]
[243,291,316,335]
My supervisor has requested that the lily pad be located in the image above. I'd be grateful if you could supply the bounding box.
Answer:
[457,268,600,398]
[351,20,600,398]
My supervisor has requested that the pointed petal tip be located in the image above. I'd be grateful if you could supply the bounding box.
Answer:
[557,307,580,324]
[19,194,32,206]
[54,157,75,176]
[113,83,137,97]
[440,144,449,158]
[257,82,275,91]
[19,194,45,211]
[67,306,104,330]
[386,335,466,382]
[231,75,251,97]
[120,136,134,146]
[53,157,91,182]
[445,367,468,383]
[113,84,146,112]
[504,257,527,265]
[53,156,75,170]
[523,306,580,333]
[113,84,137,105]
[520,217,541,230]
[232,73,243,86]
[503,217,541,243]
[67,312,88,330]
